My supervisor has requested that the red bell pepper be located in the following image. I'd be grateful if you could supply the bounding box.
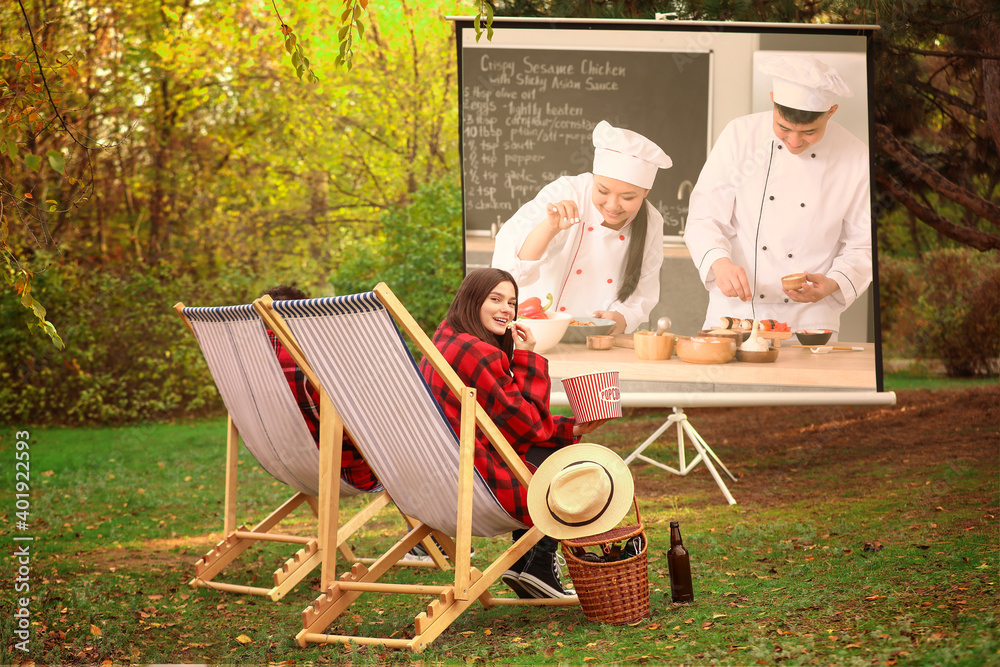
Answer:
[518,293,553,319]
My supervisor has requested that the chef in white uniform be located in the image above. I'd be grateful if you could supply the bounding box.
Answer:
[684,55,872,338]
[491,121,672,334]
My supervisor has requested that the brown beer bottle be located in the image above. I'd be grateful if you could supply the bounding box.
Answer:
[667,521,694,602]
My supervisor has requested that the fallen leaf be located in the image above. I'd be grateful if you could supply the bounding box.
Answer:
[90,625,102,636]
[844,643,861,649]
[712,613,727,619]
[865,595,885,601]
[484,629,491,636]
[147,594,163,601]
[42,470,55,477]
[236,634,253,644]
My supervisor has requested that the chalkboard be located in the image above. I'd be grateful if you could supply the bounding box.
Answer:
[460,47,711,238]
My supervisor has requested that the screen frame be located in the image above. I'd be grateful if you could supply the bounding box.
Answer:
[451,16,886,396]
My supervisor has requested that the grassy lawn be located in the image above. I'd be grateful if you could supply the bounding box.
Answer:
[2,385,997,665]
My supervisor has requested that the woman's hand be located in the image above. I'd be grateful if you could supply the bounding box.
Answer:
[783,272,840,303]
[512,322,536,352]
[545,200,582,231]
[517,201,581,261]
[572,418,608,436]
[593,309,626,334]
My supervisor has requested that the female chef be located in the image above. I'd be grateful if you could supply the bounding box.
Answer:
[683,54,872,339]
[491,121,672,334]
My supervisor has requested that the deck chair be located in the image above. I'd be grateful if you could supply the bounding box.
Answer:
[257,283,579,653]
[174,302,449,602]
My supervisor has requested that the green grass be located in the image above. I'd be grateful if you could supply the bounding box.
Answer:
[883,370,998,392]
[1,415,997,665]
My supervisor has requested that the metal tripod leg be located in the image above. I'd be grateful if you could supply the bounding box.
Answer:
[623,407,738,505]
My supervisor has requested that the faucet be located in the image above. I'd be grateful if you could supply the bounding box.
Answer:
[677,179,693,200]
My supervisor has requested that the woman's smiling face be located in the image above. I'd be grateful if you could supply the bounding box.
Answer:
[591,175,649,228]
[480,280,517,336]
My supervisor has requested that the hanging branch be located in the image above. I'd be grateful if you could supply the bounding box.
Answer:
[270,0,321,81]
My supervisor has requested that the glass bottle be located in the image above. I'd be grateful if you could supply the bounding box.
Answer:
[667,521,694,602]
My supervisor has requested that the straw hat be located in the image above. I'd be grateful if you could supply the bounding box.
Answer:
[527,444,635,540]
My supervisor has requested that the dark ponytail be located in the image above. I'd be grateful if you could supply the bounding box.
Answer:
[617,201,650,303]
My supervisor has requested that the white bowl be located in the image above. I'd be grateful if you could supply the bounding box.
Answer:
[517,313,572,354]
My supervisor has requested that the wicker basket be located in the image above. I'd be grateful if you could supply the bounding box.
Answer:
[561,498,650,625]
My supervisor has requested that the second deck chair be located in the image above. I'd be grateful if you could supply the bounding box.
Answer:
[174,302,449,602]
[258,283,580,653]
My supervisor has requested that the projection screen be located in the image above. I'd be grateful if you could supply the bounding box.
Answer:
[453,17,889,401]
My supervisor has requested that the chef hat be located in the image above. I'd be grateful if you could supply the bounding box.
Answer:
[592,120,671,189]
[758,54,853,112]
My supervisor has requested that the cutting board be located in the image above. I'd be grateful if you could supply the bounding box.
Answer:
[612,334,634,349]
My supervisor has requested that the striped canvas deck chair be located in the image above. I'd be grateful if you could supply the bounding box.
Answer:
[257,283,579,653]
[174,301,447,602]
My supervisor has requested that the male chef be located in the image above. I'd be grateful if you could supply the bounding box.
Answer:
[683,54,872,338]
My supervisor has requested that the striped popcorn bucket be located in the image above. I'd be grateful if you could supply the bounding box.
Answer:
[561,371,622,425]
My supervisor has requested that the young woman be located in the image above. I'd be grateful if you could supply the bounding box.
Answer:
[491,120,672,334]
[418,267,604,599]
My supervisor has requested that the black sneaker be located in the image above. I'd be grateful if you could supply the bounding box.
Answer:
[518,550,576,599]
[403,537,475,562]
[501,553,533,599]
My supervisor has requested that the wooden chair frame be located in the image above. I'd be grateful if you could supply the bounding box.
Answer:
[175,301,448,603]
[257,283,578,652]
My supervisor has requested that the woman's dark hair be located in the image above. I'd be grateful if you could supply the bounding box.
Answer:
[773,102,827,125]
[617,201,649,303]
[446,267,518,359]
[263,284,309,300]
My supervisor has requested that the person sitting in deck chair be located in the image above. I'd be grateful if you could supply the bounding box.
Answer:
[418,268,609,599]
[262,285,380,492]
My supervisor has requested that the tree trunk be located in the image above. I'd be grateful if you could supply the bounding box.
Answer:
[980,10,1000,155]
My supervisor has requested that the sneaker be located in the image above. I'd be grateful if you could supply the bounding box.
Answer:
[501,568,535,598]
[403,541,434,563]
[403,537,475,562]
[518,550,576,599]
[501,553,533,599]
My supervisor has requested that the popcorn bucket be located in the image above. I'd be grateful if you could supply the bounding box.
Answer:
[561,371,622,424]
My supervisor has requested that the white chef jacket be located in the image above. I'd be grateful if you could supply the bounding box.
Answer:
[684,112,871,334]
[492,173,664,333]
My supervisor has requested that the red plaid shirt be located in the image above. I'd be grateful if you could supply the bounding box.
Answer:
[418,322,576,524]
[267,331,380,492]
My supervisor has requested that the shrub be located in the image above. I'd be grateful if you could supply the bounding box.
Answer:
[879,249,1000,377]
[2,182,467,426]
[0,258,329,426]
[332,179,464,335]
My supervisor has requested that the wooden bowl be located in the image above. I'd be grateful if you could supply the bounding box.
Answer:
[781,273,807,290]
[676,336,736,364]
[633,331,675,360]
[586,335,615,351]
[736,347,779,363]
